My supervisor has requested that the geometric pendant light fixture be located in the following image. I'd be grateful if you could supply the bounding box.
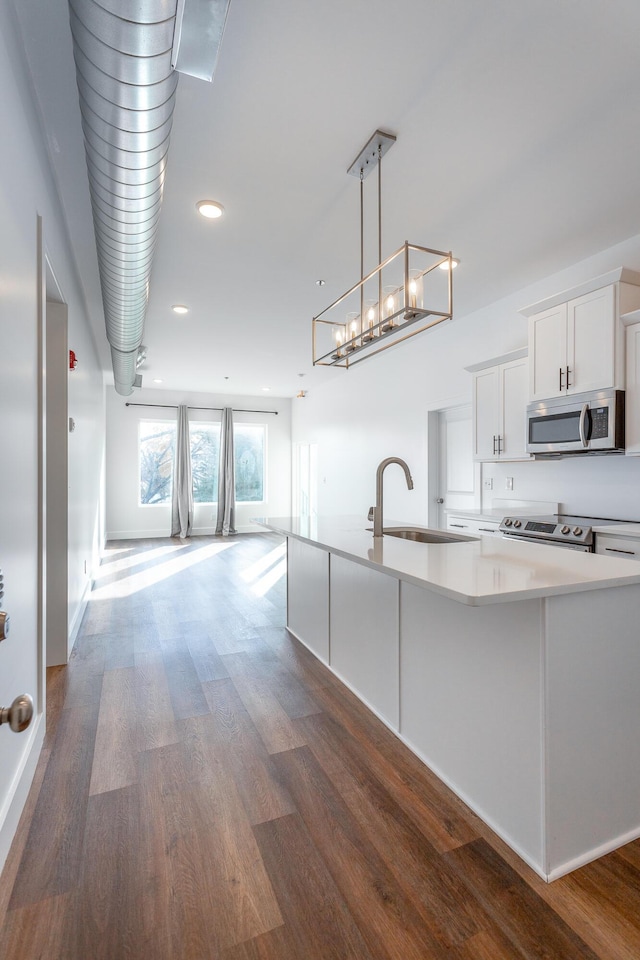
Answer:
[313,130,457,368]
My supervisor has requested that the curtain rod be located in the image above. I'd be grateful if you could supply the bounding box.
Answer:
[124,402,278,415]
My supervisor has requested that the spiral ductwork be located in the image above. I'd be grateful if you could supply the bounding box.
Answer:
[68,0,179,395]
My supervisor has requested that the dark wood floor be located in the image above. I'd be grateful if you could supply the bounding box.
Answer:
[2,533,640,958]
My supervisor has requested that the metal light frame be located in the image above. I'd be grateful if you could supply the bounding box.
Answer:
[312,130,455,369]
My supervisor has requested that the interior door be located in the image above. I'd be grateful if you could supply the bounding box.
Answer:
[435,405,478,528]
[0,216,45,870]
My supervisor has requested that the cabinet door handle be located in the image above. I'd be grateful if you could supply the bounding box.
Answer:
[566,365,571,389]
[478,527,496,533]
[559,367,564,391]
[605,547,636,556]
[492,435,497,456]
[449,523,467,528]
[497,435,503,455]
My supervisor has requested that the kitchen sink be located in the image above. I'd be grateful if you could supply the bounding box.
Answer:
[366,526,477,544]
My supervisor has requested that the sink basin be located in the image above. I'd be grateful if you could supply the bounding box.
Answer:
[366,526,477,544]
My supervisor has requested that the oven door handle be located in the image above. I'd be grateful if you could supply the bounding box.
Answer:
[579,402,589,448]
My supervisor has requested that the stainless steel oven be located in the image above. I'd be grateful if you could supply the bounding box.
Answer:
[526,389,625,457]
[500,514,629,551]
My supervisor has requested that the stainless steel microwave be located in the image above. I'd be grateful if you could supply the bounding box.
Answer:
[526,389,625,456]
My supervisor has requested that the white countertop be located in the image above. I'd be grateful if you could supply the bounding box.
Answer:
[254,516,640,606]
[592,523,640,538]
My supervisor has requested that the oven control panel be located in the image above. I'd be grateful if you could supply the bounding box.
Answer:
[500,517,592,545]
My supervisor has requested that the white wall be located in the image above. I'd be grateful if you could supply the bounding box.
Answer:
[0,4,104,871]
[106,386,291,538]
[293,232,640,524]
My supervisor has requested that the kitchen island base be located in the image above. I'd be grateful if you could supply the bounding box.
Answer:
[282,531,640,882]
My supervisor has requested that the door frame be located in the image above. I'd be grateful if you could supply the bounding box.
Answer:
[426,394,480,528]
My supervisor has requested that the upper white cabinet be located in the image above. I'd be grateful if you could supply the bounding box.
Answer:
[521,268,640,403]
[468,350,530,462]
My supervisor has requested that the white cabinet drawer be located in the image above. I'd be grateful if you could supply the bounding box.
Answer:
[595,534,640,560]
[446,516,502,537]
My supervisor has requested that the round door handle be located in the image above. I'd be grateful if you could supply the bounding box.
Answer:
[0,611,10,641]
[436,498,444,504]
[0,694,34,733]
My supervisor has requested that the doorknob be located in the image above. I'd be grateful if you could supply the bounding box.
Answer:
[0,694,34,733]
[436,497,444,503]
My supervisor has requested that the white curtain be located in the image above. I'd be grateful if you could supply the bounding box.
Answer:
[171,404,193,538]
[216,406,237,536]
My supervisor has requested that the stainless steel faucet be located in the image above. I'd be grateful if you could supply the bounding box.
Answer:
[371,457,414,537]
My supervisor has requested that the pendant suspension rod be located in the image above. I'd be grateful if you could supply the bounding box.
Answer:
[378,143,383,322]
[360,169,365,332]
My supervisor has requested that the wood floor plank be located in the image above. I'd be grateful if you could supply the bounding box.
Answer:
[134,654,180,752]
[224,655,307,755]
[160,642,210,720]
[444,838,601,960]
[141,731,283,954]
[186,623,231,681]
[0,893,71,960]
[272,746,451,960]
[89,666,138,795]
[297,711,490,949]
[63,785,143,960]
[8,693,101,908]
[226,642,322,720]
[198,679,296,824]
[249,814,378,960]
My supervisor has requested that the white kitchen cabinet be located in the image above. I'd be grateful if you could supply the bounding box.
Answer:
[529,286,617,401]
[446,515,502,537]
[470,352,529,461]
[329,554,399,729]
[521,269,640,403]
[595,533,640,561]
[286,536,329,662]
[624,314,640,455]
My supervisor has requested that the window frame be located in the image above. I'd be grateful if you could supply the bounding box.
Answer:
[138,418,176,507]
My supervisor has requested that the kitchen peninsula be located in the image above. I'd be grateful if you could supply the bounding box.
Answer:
[256,516,640,882]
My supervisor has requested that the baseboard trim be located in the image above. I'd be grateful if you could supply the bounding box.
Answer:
[68,579,91,658]
[0,712,45,875]
[106,526,263,540]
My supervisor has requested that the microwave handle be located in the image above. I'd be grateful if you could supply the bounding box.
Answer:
[579,403,589,447]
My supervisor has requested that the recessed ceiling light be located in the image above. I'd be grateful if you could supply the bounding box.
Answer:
[153,378,164,383]
[439,258,460,270]
[315,279,326,286]
[172,304,189,314]
[262,386,271,391]
[196,200,224,219]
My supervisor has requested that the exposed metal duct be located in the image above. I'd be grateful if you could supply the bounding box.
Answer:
[68,0,179,395]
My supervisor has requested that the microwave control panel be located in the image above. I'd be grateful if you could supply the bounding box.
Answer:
[590,406,609,438]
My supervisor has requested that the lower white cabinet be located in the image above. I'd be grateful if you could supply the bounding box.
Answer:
[595,533,640,561]
[330,554,399,728]
[446,515,502,537]
[286,537,329,662]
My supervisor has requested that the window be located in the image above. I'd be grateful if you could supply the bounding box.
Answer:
[189,422,220,503]
[139,418,266,505]
[235,423,265,502]
[139,421,175,504]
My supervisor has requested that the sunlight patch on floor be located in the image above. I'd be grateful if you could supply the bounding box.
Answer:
[97,542,189,579]
[240,541,286,596]
[90,540,237,599]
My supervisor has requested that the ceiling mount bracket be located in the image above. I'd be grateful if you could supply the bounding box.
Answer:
[347,130,396,179]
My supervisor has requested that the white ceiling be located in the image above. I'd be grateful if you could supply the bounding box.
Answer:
[13,0,640,397]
